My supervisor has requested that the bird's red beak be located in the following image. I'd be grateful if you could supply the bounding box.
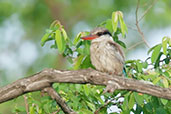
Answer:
[81,34,98,40]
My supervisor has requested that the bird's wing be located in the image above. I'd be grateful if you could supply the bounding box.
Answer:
[107,41,125,64]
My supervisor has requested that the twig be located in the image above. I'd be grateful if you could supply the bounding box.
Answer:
[135,0,151,48]
[43,87,77,114]
[127,25,137,31]
[126,41,144,51]
[94,98,116,114]
[23,95,29,114]
[138,0,158,22]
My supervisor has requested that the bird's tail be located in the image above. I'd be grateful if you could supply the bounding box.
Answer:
[123,66,128,77]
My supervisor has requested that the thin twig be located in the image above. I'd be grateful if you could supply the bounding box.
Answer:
[135,0,151,48]
[23,95,29,114]
[94,98,116,114]
[127,25,137,31]
[126,41,144,51]
[138,0,158,22]
[135,0,150,48]
[136,0,140,23]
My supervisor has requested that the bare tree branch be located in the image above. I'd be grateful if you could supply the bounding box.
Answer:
[43,87,77,114]
[138,0,158,22]
[0,68,170,105]
[135,0,152,48]
[127,25,137,31]
[126,41,144,51]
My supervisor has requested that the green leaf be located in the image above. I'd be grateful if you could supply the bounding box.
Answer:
[38,108,43,114]
[95,96,104,105]
[147,44,161,55]
[79,108,94,114]
[121,110,130,114]
[105,19,113,33]
[83,40,91,55]
[154,52,162,68]
[134,92,144,106]
[144,103,153,113]
[74,32,82,45]
[50,43,57,49]
[125,60,136,63]
[152,77,161,85]
[86,101,96,112]
[160,98,168,105]
[142,61,148,68]
[67,57,73,64]
[128,93,135,110]
[114,27,122,35]
[41,33,50,46]
[118,13,128,37]
[117,40,126,48]
[136,60,143,73]
[55,29,66,53]
[163,71,170,77]
[151,96,160,108]
[162,78,169,88]
[122,92,129,110]
[112,12,118,32]
[156,107,167,114]
[14,106,26,112]
[162,37,168,55]
[74,55,85,69]
[83,84,90,96]
[77,48,84,55]
[43,104,50,113]
[151,44,162,63]
[164,56,170,64]
[169,37,171,46]
[30,106,35,114]
[81,55,93,68]
[98,20,107,26]
[61,28,68,40]
[50,20,60,29]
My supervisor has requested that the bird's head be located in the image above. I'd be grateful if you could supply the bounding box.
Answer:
[81,27,112,41]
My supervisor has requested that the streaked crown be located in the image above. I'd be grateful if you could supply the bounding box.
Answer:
[90,27,112,37]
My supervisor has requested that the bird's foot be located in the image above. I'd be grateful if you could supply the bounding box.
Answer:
[103,81,118,93]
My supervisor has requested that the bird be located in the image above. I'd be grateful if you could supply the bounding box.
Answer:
[81,27,125,76]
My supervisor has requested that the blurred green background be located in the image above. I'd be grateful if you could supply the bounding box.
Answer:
[0,0,171,113]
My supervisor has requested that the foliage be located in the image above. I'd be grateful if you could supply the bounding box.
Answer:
[14,11,171,114]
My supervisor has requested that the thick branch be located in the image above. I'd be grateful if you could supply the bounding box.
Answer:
[43,87,77,114]
[0,68,171,104]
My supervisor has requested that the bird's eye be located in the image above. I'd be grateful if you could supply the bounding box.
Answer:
[97,32,103,36]
[103,32,107,35]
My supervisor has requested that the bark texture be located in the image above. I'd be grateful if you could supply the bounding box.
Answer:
[0,68,171,104]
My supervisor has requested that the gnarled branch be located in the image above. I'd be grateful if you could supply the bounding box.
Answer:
[43,87,77,114]
[0,68,171,105]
